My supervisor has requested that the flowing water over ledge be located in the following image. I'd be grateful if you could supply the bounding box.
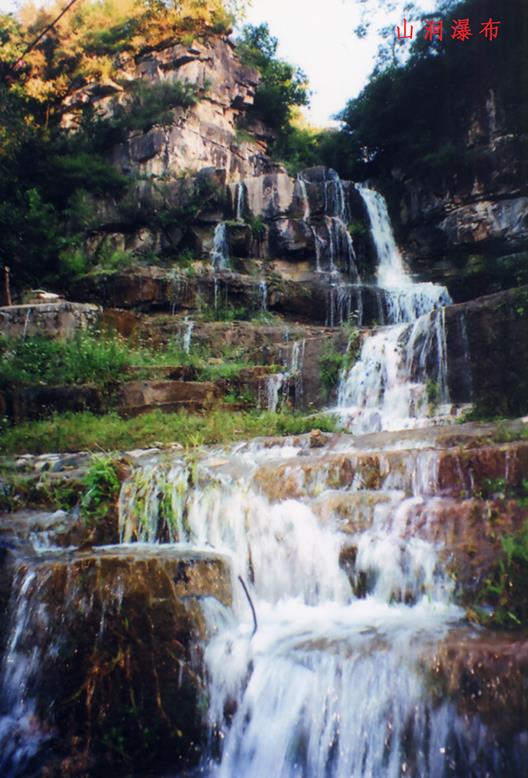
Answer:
[1,186,527,776]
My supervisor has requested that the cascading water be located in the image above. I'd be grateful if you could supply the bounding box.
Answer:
[181,316,194,354]
[112,429,510,777]
[263,339,305,411]
[235,182,246,222]
[210,223,230,270]
[337,186,453,433]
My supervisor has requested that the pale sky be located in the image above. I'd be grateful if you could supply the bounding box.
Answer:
[243,0,436,126]
[0,0,437,125]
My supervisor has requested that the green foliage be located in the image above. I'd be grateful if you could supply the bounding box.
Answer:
[199,302,251,322]
[347,221,368,238]
[320,0,527,181]
[81,454,122,526]
[112,79,200,136]
[0,409,339,455]
[0,333,129,389]
[235,127,258,145]
[319,348,346,391]
[476,519,528,628]
[320,329,361,391]
[426,379,440,407]
[96,245,137,272]
[58,247,90,282]
[248,215,266,240]
[237,23,309,133]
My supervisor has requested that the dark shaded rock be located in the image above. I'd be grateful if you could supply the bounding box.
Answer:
[5,547,231,776]
[445,286,528,416]
[3,385,110,423]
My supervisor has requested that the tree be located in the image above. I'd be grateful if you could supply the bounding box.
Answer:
[237,23,309,132]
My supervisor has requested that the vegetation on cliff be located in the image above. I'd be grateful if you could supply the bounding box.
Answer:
[0,0,249,285]
[323,0,527,181]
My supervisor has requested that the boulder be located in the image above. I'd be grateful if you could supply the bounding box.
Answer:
[0,302,101,340]
[120,379,221,415]
[2,547,231,775]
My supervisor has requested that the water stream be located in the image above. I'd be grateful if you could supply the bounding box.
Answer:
[337,186,452,433]
[0,179,514,777]
[210,223,230,270]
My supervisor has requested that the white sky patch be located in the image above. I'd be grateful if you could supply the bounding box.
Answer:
[243,0,437,127]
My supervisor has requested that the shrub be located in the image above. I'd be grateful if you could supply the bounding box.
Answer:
[0,333,130,388]
[81,454,122,527]
[476,520,528,628]
[113,80,200,135]
[0,409,339,455]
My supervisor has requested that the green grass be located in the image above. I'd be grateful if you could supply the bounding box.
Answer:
[0,333,261,388]
[0,410,339,455]
[0,333,130,388]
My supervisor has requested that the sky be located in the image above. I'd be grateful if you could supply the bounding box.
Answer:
[0,0,437,125]
[243,0,437,126]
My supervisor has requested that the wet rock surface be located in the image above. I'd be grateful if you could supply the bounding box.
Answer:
[0,547,231,777]
[445,285,528,416]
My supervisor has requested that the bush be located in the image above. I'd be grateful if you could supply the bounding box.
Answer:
[112,80,200,136]
[237,24,309,133]
[475,518,528,628]
[81,454,122,527]
[0,333,130,388]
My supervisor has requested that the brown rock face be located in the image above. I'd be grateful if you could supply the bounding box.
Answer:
[4,547,231,776]
[119,379,221,415]
[65,37,267,182]
[424,630,528,732]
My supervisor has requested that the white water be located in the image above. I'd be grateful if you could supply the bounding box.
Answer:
[235,182,246,222]
[337,186,452,433]
[263,339,306,411]
[181,316,194,354]
[0,568,51,778]
[258,279,268,312]
[297,174,311,222]
[114,435,466,777]
[210,223,230,270]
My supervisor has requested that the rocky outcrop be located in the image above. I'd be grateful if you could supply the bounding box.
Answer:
[387,90,528,300]
[64,36,267,182]
[2,384,109,423]
[76,265,388,325]
[120,378,221,415]
[0,302,101,339]
[0,547,231,776]
[445,286,528,416]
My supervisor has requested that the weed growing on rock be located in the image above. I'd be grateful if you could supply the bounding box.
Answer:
[81,454,122,527]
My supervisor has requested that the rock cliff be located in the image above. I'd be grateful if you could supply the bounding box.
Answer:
[387,89,528,300]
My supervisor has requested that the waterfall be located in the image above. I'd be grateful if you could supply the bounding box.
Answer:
[235,182,246,222]
[0,568,51,777]
[210,223,230,270]
[181,316,194,354]
[113,436,472,777]
[258,279,268,312]
[263,339,305,412]
[337,186,453,432]
[265,372,286,412]
[296,174,311,221]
